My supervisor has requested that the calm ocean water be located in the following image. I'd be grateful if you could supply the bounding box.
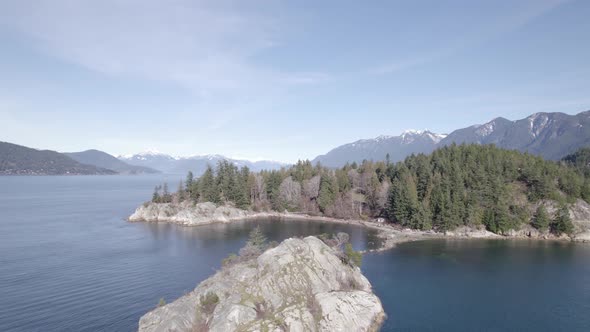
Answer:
[0,175,377,331]
[0,176,589,331]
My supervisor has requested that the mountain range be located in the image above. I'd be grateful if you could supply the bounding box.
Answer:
[3,110,590,175]
[313,110,590,167]
[118,151,286,175]
[0,142,286,176]
[313,130,446,167]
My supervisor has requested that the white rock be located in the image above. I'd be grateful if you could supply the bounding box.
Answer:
[138,236,385,332]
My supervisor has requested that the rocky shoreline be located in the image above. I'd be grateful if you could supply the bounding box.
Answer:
[138,236,386,332]
[129,201,590,253]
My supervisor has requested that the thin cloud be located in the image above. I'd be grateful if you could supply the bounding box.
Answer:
[0,0,326,101]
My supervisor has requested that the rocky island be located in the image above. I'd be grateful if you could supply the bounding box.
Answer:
[138,235,385,332]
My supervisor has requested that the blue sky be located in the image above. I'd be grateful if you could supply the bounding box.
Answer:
[0,0,589,163]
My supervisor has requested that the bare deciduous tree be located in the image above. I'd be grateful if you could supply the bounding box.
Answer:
[303,175,321,199]
[348,169,360,189]
[249,174,265,201]
[279,176,301,210]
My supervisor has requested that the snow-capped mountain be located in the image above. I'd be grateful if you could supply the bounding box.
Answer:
[400,130,447,144]
[119,152,286,175]
[119,149,175,161]
[312,110,590,167]
[312,130,446,167]
[439,111,590,159]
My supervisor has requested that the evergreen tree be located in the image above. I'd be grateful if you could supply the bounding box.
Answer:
[199,165,220,204]
[247,226,267,248]
[532,205,550,231]
[152,185,161,203]
[335,168,351,193]
[266,171,283,210]
[163,182,169,197]
[482,208,497,233]
[551,205,574,235]
[317,173,338,213]
[162,182,171,203]
[186,171,194,192]
[344,243,362,267]
[234,166,251,209]
[386,171,419,227]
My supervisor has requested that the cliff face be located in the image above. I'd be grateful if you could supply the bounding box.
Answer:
[138,236,385,332]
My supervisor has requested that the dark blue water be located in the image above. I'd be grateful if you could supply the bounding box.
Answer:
[1,176,589,331]
[0,176,376,331]
[363,239,590,331]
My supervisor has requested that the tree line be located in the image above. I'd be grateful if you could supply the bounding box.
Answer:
[152,144,587,235]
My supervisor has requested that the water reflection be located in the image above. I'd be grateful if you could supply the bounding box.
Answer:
[141,218,381,253]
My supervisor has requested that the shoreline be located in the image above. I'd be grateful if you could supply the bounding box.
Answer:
[129,203,589,252]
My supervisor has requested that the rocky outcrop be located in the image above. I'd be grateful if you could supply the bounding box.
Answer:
[138,236,385,332]
[129,201,267,226]
[443,225,500,238]
[528,199,590,242]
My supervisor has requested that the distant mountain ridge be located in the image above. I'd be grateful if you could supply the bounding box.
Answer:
[65,150,160,174]
[439,111,590,160]
[0,140,286,176]
[313,130,447,167]
[313,110,590,167]
[0,142,116,175]
[119,151,286,175]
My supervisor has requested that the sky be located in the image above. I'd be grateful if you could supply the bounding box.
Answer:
[0,0,589,163]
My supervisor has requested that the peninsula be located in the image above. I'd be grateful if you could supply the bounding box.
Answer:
[138,235,385,332]
[130,144,590,246]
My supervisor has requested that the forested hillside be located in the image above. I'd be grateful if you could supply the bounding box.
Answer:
[154,144,589,235]
[0,141,116,175]
[65,150,159,174]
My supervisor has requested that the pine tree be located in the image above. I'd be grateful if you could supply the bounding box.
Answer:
[186,171,194,193]
[247,226,267,248]
[152,185,161,203]
[317,173,338,213]
[482,208,497,233]
[532,205,550,231]
[199,165,220,204]
[234,166,251,209]
[266,171,283,210]
[163,182,169,197]
[551,205,574,235]
[344,243,362,267]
